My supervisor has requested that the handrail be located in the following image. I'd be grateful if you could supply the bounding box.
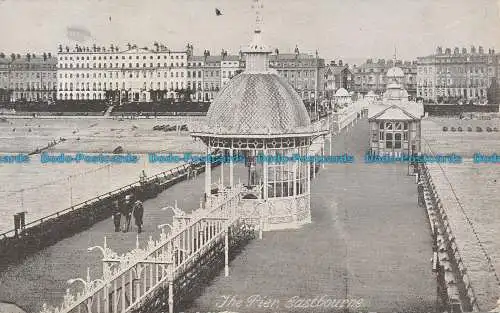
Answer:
[0,162,199,239]
[41,187,241,313]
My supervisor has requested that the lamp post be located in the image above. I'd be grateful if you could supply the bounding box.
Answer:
[87,236,114,280]
[158,223,174,239]
[67,267,105,289]
[67,267,105,312]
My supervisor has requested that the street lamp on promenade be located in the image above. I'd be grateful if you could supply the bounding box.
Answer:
[66,267,105,312]
[158,223,174,239]
[67,267,105,289]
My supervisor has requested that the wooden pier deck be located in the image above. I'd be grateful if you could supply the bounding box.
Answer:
[186,119,436,313]
[0,118,436,313]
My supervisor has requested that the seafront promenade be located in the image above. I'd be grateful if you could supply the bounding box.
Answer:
[0,118,437,313]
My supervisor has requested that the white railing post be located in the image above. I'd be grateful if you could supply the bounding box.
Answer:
[259,201,264,240]
[224,224,229,277]
[168,241,174,313]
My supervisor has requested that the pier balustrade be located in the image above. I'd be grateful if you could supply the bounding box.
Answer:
[39,183,253,313]
[0,162,207,271]
[417,163,480,312]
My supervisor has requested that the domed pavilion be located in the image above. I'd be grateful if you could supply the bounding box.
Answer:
[191,7,327,230]
[368,64,424,156]
[333,87,351,107]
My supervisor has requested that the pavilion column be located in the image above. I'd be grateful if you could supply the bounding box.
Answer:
[312,145,316,178]
[307,146,311,195]
[220,149,224,187]
[229,149,234,187]
[292,151,297,197]
[322,139,325,169]
[205,145,211,206]
[262,147,268,231]
[263,148,268,200]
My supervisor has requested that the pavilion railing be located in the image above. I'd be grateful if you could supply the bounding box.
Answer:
[39,185,244,313]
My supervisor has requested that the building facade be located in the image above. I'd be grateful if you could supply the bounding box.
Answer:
[220,54,242,87]
[324,60,353,99]
[202,55,222,101]
[0,55,10,102]
[268,48,325,100]
[9,53,57,102]
[56,44,188,102]
[191,49,325,102]
[417,46,499,103]
[54,42,325,104]
[186,55,205,101]
[353,59,417,97]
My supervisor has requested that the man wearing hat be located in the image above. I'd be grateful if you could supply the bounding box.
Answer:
[111,200,121,232]
[132,199,144,233]
[123,194,134,232]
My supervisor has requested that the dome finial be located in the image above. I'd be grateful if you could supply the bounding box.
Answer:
[252,0,264,33]
[244,0,271,72]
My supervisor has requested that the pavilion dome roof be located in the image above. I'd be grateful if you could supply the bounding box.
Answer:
[386,66,404,78]
[205,73,311,135]
[335,88,349,97]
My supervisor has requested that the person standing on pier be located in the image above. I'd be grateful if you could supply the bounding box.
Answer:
[122,195,133,232]
[112,200,121,232]
[132,199,144,233]
[417,180,424,207]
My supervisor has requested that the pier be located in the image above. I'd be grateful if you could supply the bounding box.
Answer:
[186,118,436,313]
[0,112,442,313]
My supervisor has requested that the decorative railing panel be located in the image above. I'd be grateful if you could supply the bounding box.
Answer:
[41,184,244,313]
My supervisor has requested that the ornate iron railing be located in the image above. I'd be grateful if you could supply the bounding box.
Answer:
[40,185,244,313]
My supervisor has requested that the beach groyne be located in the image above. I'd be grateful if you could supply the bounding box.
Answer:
[424,104,499,116]
[0,161,220,270]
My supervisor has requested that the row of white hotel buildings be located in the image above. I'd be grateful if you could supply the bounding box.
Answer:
[1,44,325,103]
[1,44,499,103]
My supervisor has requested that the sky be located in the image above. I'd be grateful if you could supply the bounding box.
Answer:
[1,0,500,64]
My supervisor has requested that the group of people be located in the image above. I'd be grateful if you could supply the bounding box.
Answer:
[111,194,144,233]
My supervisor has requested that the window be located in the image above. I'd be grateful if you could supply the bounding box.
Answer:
[394,133,402,149]
[385,122,392,130]
[379,131,384,140]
